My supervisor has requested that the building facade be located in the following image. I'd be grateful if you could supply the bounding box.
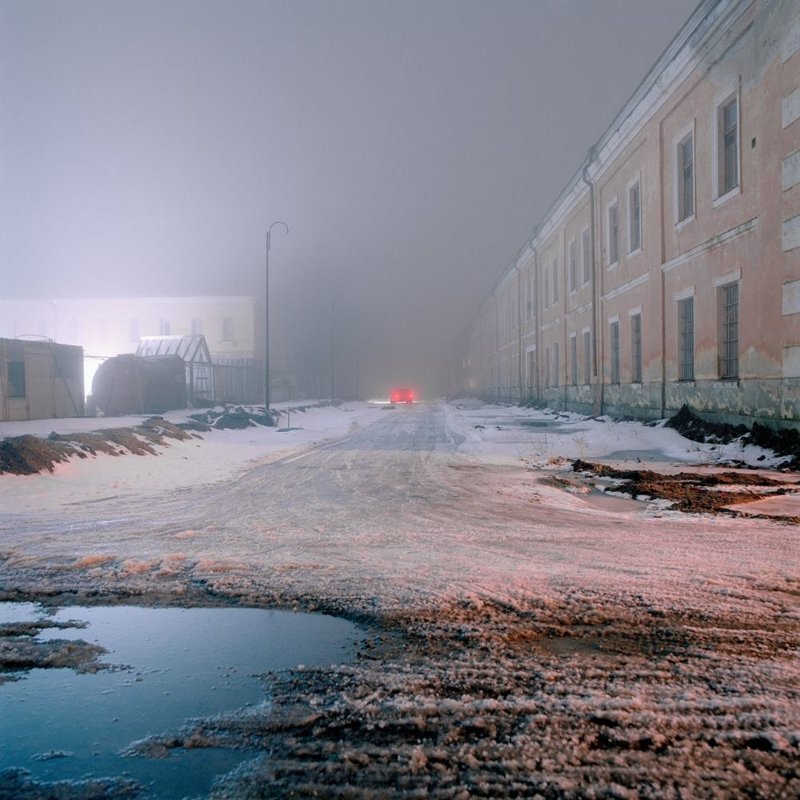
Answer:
[458,0,800,429]
[0,296,262,403]
[0,296,258,363]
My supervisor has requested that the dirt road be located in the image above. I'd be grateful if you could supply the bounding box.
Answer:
[1,403,799,797]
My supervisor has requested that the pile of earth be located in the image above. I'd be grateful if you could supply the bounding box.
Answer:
[0,402,339,476]
[0,418,194,476]
[572,459,800,520]
[186,405,276,430]
[664,404,800,469]
[0,618,107,684]
[187,401,334,431]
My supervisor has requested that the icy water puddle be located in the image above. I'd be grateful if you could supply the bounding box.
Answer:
[0,603,362,799]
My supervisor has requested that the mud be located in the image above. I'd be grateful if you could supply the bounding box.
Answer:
[0,618,108,684]
[665,405,800,468]
[0,767,140,799]
[108,598,800,800]
[0,418,195,476]
[572,459,800,518]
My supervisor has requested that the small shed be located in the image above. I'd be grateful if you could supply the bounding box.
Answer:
[1,337,84,421]
[136,335,214,405]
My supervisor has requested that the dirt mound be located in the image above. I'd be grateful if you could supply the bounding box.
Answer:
[0,435,72,476]
[188,405,276,429]
[0,417,194,476]
[665,405,799,468]
[572,459,800,518]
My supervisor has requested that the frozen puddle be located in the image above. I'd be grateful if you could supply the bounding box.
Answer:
[0,603,362,799]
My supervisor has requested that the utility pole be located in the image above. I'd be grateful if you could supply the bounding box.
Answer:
[264,221,288,413]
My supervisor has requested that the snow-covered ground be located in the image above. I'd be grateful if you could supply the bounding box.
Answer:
[0,401,384,513]
[1,401,798,798]
[1,399,794,515]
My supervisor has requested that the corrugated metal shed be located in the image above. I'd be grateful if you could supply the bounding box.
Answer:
[1,338,84,421]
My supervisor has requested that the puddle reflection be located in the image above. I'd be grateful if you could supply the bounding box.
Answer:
[0,604,362,799]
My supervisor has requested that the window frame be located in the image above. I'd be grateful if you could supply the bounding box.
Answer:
[717,281,739,380]
[609,317,620,384]
[543,267,550,310]
[582,329,591,385]
[552,258,559,305]
[607,198,620,268]
[675,123,695,226]
[629,310,642,384]
[568,239,577,294]
[570,333,578,386]
[677,295,695,382]
[581,227,591,286]
[713,85,741,206]
[7,359,26,398]
[553,341,559,388]
[627,176,642,254]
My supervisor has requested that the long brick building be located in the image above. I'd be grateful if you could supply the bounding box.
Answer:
[457,0,800,429]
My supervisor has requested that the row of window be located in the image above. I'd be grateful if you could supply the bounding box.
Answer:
[677,94,740,225]
[505,91,744,346]
[533,281,739,389]
[128,316,237,343]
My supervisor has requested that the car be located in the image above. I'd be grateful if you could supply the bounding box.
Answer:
[389,387,414,404]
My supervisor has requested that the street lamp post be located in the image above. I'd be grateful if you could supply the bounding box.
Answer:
[265,221,288,414]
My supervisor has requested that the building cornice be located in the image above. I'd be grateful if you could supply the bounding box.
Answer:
[661,217,758,272]
[602,272,650,302]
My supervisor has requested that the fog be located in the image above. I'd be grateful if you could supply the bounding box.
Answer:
[1,0,698,398]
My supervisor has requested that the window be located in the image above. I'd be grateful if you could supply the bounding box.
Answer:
[677,132,694,222]
[581,228,591,285]
[628,181,641,252]
[610,320,620,384]
[568,240,577,293]
[222,316,235,341]
[630,313,642,383]
[570,334,578,385]
[718,95,739,197]
[7,360,25,398]
[552,259,559,304]
[526,274,534,319]
[553,342,559,388]
[583,331,591,385]
[544,346,550,388]
[527,350,536,392]
[608,202,619,266]
[191,317,204,336]
[160,318,170,336]
[718,282,739,379]
[678,297,694,381]
[544,268,550,309]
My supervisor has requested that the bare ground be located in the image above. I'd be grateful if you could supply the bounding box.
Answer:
[1,406,799,798]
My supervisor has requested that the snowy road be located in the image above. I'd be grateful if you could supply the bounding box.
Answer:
[1,401,799,797]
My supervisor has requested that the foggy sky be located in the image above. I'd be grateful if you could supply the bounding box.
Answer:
[1,0,698,397]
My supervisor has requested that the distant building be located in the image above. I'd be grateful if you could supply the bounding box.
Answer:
[0,296,258,362]
[0,338,84,421]
[0,296,263,403]
[458,0,800,430]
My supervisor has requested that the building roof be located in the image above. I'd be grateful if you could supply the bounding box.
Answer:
[136,335,211,364]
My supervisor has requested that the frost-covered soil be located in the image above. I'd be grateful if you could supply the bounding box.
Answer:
[1,401,799,798]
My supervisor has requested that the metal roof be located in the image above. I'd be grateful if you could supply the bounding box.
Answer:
[136,334,212,364]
